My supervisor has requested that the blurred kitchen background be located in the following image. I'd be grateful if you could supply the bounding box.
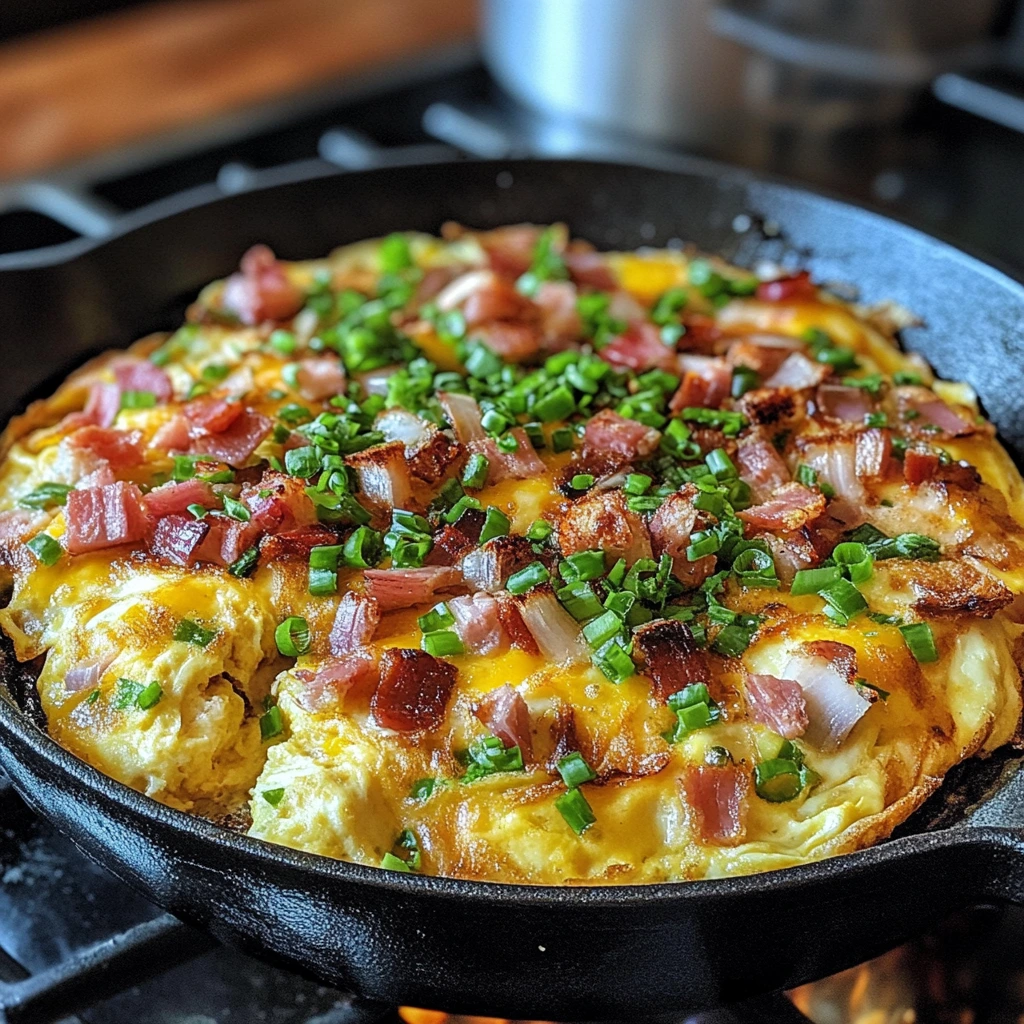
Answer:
[4,3,1024,1024]
[4,0,1024,270]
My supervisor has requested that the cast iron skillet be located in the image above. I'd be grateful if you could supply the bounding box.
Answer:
[1,158,1024,1021]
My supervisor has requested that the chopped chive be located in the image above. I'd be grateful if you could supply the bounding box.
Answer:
[557,581,604,622]
[462,452,490,490]
[343,526,383,568]
[551,426,576,453]
[754,758,804,802]
[705,448,737,480]
[818,577,868,620]
[269,329,297,355]
[686,531,720,561]
[790,566,842,595]
[308,566,337,596]
[309,544,344,570]
[134,681,163,711]
[220,495,250,522]
[421,630,465,657]
[120,389,156,410]
[571,473,595,490]
[832,541,874,584]
[260,705,284,741]
[479,506,511,544]
[506,561,550,595]
[582,610,624,650]
[229,547,259,578]
[712,621,757,657]
[533,385,576,422]
[418,602,455,633]
[262,787,286,807]
[380,852,412,873]
[19,482,72,510]
[201,363,230,382]
[899,621,939,663]
[173,619,217,647]
[555,788,596,835]
[557,751,597,789]
[410,778,437,800]
[526,519,553,542]
[592,638,635,683]
[624,473,652,495]
[275,616,311,657]
[187,503,207,519]
[26,533,62,566]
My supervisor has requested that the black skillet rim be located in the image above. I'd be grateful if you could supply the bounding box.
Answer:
[0,154,1022,906]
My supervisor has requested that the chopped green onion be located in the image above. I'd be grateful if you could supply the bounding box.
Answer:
[555,787,596,835]
[343,526,383,568]
[275,616,311,657]
[664,683,722,742]
[134,681,163,711]
[864,412,888,428]
[592,638,635,683]
[533,385,576,422]
[899,621,939,663]
[173,619,217,647]
[754,758,804,802]
[624,473,652,496]
[465,343,504,379]
[410,778,437,800]
[309,544,344,570]
[686,531,721,561]
[551,426,576,453]
[19,482,72,510]
[187,503,207,519]
[479,506,511,544]
[731,366,759,398]
[712,620,758,657]
[561,549,606,582]
[417,602,455,633]
[421,630,465,657]
[221,495,251,522]
[26,533,62,566]
[445,495,483,524]
[260,705,284,741]
[582,610,624,649]
[308,567,338,596]
[795,464,818,488]
[462,453,490,490]
[262,787,286,806]
[526,519,553,542]
[496,432,520,454]
[379,232,414,273]
[557,581,604,622]
[380,852,411,873]
[680,407,747,437]
[229,547,259,578]
[705,448,737,480]
[201,363,230,382]
[461,734,524,781]
[557,751,597,788]
[120,389,156,410]
[506,561,550,595]
[832,541,874,584]
[571,473,595,490]
[731,546,778,588]
[818,577,868,620]
[269,329,297,355]
[842,373,884,396]
[284,445,321,478]
[791,566,842,595]
[893,370,923,386]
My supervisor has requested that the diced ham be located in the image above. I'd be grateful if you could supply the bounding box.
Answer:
[81,381,121,429]
[220,244,304,325]
[856,428,892,479]
[745,673,809,739]
[679,764,749,846]
[534,280,582,344]
[648,486,717,588]
[599,322,677,372]
[514,586,589,665]
[582,409,662,464]
[143,479,217,518]
[755,270,817,303]
[563,248,616,290]
[363,566,463,612]
[475,223,545,277]
[295,357,346,402]
[475,684,533,758]
[184,395,243,435]
[242,471,318,530]
[64,481,149,554]
[815,384,872,423]
[460,535,538,593]
[65,652,115,693]
[677,313,722,353]
[194,515,261,566]
[904,447,940,486]
[371,648,457,731]
[150,414,191,452]
[632,618,710,702]
[191,408,271,467]
[149,514,210,565]
[296,652,378,712]
[556,490,652,567]
[346,440,413,511]
[764,352,829,390]
[782,649,871,751]
[726,335,801,378]
[757,530,820,586]
[895,385,978,438]
[467,428,545,485]
[438,391,486,443]
[448,592,509,655]
[436,269,528,323]
[670,357,732,412]
[329,591,381,656]
[735,433,791,504]
[737,482,827,532]
[66,426,144,470]
[111,358,173,403]
[800,437,863,501]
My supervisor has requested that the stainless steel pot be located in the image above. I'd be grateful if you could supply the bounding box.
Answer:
[481,0,1010,147]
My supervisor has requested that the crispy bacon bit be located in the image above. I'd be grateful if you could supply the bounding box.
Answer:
[79,382,121,429]
[726,335,801,378]
[65,652,115,693]
[679,764,749,846]
[764,352,829,390]
[426,520,481,567]
[648,486,717,588]
[371,648,457,731]
[150,414,191,452]
[438,391,486,443]
[783,648,869,751]
[220,244,304,325]
[815,384,872,423]
[448,592,509,655]
[670,357,731,412]
[474,223,545,277]
[185,395,242,436]
[112,358,173,403]
[297,652,378,712]
[799,437,863,501]
[467,428,544,485]
[737,386,805,429]
[475,684,532,757]
[582,409,662,465]
[737,482,826,532]
[295,357,346,402]
[856,428,892,479]
[678,313,722,354]
[191,408,271,467]
[745,673,809,739]
[633,618,709,702]
[460,535,538,593]
[534,281,582,344]
[757,529,820,585]
[547,706,581,769]
[150,513,209,565]
[473,321,544,362]
[410,431,462,484]
[66,426,144,470]
[143,479,216,518]
[563,249,616,290]
[65,481,148,554]
[888,559,1013,618]
[557,490,652,567]
[494,590,540,655]
[260,524,339,561]
[804,640,858,681]
[346,440,413,511]
[192,515,261,566]
[329,591,381,656]
[514,586,589,665]
[599,322,677,372]
[455,271,536,326]
[242,471,318,530]
[756,270,816,303]
[896,385,978,438]
[735,433,790,504]
[904,447,940,486]
[364,566,463,612]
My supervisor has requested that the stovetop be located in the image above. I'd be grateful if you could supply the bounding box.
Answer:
[3,43,1024,1024]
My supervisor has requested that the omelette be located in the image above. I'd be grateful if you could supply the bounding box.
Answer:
[0,223,1021,885]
